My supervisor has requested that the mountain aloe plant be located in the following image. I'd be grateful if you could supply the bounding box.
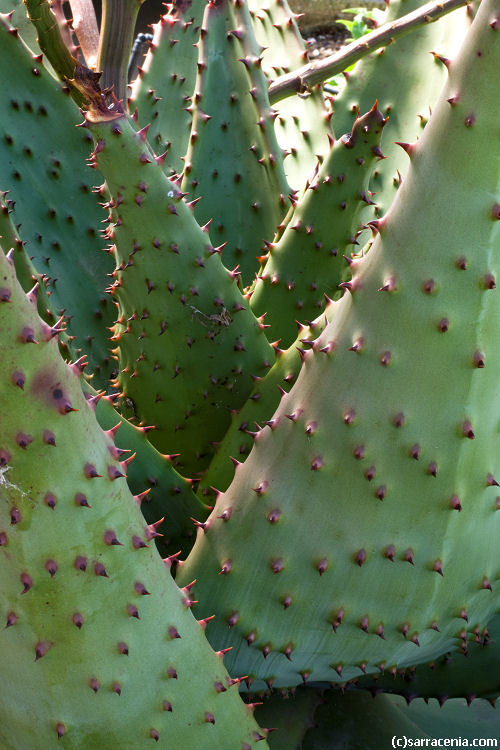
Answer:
[0,0,499,745]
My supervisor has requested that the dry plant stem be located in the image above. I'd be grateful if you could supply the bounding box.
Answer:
[96,0,144,104]
[50,0,77,54]
[69,0,99,68]
[268,0,470,103]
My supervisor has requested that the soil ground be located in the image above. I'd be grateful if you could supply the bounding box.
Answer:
[303,24,352,58]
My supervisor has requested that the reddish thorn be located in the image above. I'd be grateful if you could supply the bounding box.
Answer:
[20,572,33,594]
[219,559,232,575]
[133,489,151,506]
[198,615,215,630]
[5,612,18,628]
[75,492,90,508]
[72,612,84,629]
[45,559,58,577]
[384,545,395,562]
[433,560,444,576]
[84,463,101,478]
[395,141,416,157]
[462,420,475,439]
[404,549,414,565]
[104,529,122,546]
[450,494,462,511]
[145,518,164,540]
[35,640,52,661]
[126,603,140,619]
[355,549,367,566]
[431,51,450,68]
[94,562,108,577]
[271,558,284,574]
[74,556,87,571]
[108,465,126,480]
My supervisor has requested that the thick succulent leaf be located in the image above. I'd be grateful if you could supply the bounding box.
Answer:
[256,687,500,749]
[250,103,386,348]
[0,14,115,386]
[89,387,210,558]
[248,0,333,193]
[0,244,270,750]
[393,697,500,745]
[0,0,42,54]
[84,109,275,477]
[181,0,291,288]
[178,0,500,688]
[331,0,473,233]
[253,688,322,750]
[352,614,500,703]
[200,309,331,498]
[129,0,205,177]
[302,692,499,749]
[1,195,56,328]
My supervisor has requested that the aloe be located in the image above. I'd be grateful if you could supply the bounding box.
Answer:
[0,0,498,744]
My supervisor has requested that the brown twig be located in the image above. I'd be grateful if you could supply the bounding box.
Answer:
[268,0,469,104]
[69,0,100,68]
[50,0,78,55]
